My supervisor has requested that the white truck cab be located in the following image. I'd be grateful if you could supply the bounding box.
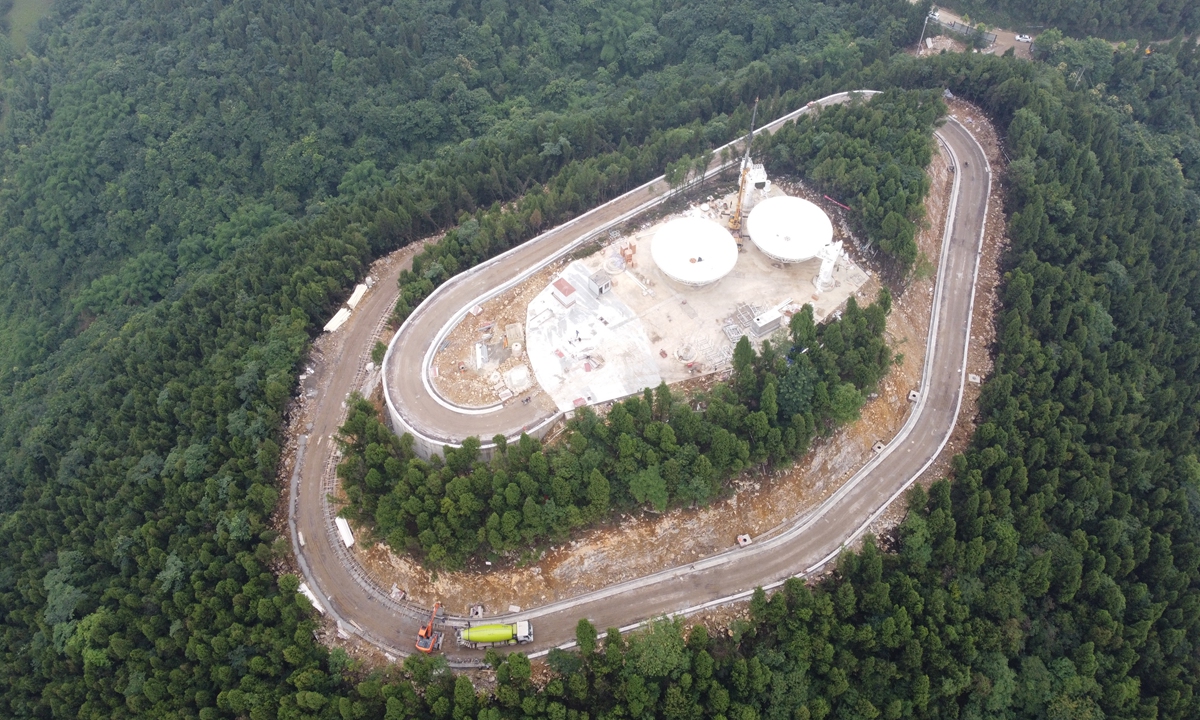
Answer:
[516,620,534,643]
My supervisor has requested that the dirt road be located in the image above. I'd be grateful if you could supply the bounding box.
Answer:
[286,94,992,662]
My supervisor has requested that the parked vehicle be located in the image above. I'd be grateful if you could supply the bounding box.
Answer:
[1016,34,1032,42]
[457,621,534,648]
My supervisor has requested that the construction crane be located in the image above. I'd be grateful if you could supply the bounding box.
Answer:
[728,98,760,234]
[415,602,444,653]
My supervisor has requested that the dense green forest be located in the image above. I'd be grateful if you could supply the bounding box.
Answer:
[1033,30,1200,194]
[940,0,1199,38]
[0,0,928,716]
[340,290,893,567]
[761,89,942,268]
[1,0,1199,718]
[0,0,921,383]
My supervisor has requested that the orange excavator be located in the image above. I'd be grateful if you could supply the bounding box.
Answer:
[415,602,444,653]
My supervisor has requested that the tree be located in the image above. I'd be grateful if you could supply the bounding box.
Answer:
[682,455,716,505]
[654,381,674,420]
[791,305,818,348]
[586,470,611,518]
[760,380,779,425]
[576,618,598,656]
[627,618,689,680]
[828,383,863,425]
[522,497,545,540]
[452,676,477,720]
[665,154,694,188]
[779,359,817,419]
[629,466,668,511]
[733,335,757,403]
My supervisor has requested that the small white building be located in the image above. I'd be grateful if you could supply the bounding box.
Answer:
[587,270,612,296]
[551,278,578,307]
[752,308,783,336]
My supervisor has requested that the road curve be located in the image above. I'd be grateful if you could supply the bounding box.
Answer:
[288,94,992,662]
[382,91,883,459]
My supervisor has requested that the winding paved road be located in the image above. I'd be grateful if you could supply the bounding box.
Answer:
[288,92,992,662]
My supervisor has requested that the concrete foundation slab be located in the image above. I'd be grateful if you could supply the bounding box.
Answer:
[503,364,533,394]
[526,263,662,412]
[524,190,871,411]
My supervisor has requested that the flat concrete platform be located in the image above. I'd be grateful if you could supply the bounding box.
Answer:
[526,262,661,412]
[525,191,870,411]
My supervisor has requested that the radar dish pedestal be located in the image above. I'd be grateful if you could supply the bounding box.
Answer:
[814,241,843,293]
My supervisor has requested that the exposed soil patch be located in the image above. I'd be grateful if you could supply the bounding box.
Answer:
[431,262,561,411]
[916,34,968,56]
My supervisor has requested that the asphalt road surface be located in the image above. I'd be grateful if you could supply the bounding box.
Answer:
[288,94,991,662]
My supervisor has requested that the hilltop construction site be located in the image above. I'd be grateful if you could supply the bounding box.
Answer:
[284,91,1002,662]
[351,136,968,616]
[430,178,870,415]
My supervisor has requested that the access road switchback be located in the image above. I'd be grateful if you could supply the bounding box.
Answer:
[287,92,992,663]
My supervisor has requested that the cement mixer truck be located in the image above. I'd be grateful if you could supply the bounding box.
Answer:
[457,621,534,648]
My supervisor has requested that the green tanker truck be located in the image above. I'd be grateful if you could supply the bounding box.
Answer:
[457,621,534,648]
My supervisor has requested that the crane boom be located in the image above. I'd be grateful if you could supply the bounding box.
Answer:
[728,99,760,233]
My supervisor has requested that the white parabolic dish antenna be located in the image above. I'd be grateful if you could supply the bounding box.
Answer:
[651,217,739,286]
[747,195,834,263]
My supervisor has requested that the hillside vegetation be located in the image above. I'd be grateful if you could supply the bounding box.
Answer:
[340,288,897,567]
[0,0,921,383]
[0,0,1197,717]
[942,0,1198,38]
[0,0,928,715]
